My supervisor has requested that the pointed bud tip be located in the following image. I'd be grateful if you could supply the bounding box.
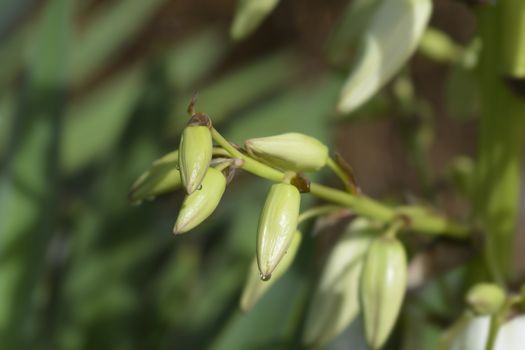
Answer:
[173,222,190,235]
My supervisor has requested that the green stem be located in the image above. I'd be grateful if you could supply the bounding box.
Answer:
[327,157,354,192]
[297,205,345,224]
[485,315,499,350]
[484,295,520,350]
[475,2,525,282]
[211,128,283,182]
[211,128,470,238]
[384,219,405,239]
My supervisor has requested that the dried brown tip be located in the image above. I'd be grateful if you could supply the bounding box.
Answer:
[290,173,310,193]
[187,112,212,128]
[187,93,198,115]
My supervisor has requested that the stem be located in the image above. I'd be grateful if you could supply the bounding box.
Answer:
[484,295,520,350]
[327,157,354,192]
[475,2,525,282]
[384,219,405,239]
[211,128,470,238]
[297,205,346,224]
[211,128,284,182]
[485,315,499,350]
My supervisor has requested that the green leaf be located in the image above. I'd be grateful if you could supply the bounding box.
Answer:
[168,50,302,134]
[61,67,145,174]
[0,0,72,346]
[69,0,167,84]
[166,28,230,91]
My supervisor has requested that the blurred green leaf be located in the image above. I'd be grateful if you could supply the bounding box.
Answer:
[61,66,145,174]
[69,0,167,84]
[230,0,280,41]
[224,73,340,144]
[0,24,28,91]
[166,28,230,91]
[169,50,303,134]
[0,0,72,347]
[211,271,308,350]
[0,92,15,157]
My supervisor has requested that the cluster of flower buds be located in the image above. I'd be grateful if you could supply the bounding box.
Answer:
[130,109,328,282]
[131,107,413,350]
[130,110,230,235]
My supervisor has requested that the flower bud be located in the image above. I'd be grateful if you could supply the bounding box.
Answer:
[256,183,301,279]
[240,231,301,312]
[129,150,181,204]
[361,236,407,350]
[466,283,506,316]
[303,218,377,347]
[179,117,212,194]
[245,133,328,172]
[174,167,226,234]
[337,0,432,113]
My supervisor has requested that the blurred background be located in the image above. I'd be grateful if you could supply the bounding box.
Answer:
[0,0,521,349]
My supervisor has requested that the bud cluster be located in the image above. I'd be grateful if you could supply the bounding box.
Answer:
[130,106,328,284]
[130,105,464,350]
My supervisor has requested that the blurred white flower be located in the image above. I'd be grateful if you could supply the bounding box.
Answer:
[451,315,525,350]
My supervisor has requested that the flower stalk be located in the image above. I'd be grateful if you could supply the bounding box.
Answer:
[212,127,469,239]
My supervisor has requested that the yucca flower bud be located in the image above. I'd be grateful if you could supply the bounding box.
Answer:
[303,218,376,347]
[361,236,407,350]
[240,231,301,312]
[466,283,506,316]
[129,150,181,204]
[337,0,432,113]
[245,133,328,172]
[179,114,212,194]
[174,167,226,234]
[256,183,301,280]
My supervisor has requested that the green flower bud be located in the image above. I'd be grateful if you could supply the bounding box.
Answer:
[129,150,181,204]
[303,218,377,347]
[257,183,301,279]
[179,117,212,194]
[245,133,329,172]
[240,231,301,312]
[174,167,226,234]
[361,236,407,350]
[466,283,506,316]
